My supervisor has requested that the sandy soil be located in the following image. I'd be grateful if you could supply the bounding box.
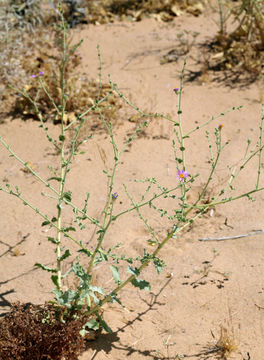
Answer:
[1,5,264,360]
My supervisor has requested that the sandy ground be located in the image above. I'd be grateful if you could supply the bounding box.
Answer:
[1,5,264,360]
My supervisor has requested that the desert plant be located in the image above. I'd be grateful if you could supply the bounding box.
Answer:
[0,3,264,359]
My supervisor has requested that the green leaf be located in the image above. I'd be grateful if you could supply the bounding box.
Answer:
[73,261,86,278]
[35,263,57,273]
[97,313,113,333]
[110,265,121,285]
[78,248,92,257]
[58,249,71,262]
[127,266,140,276]
[89,292,99,304]
[41,220,50,227]
[53,289,76,307]
[110,293,123,307]
[62,266,74,279]
[62,226,76,232]
[48,237,58,244]
[83,318,100,331]
[153,257,166,275]
[89,285,104,295]
[79,328,86,337]
[73,261,91,284]
[51,275,59,288]
[63,191,72,202]
[131,278,151,291]
[47,177,62,182]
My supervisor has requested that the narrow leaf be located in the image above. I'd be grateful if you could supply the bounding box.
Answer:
[48,237,58,244]
[78,248,92,257]
[97,313,113,333]
[58,249,71,262]
[47,177,62,182]
[35,263,57,273]
[51,275,59,288]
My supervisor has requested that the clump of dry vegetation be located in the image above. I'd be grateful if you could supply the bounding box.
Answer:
[83,0,205,23]
[210,0,264,78]
[0,302,100,360]
[215,325,238,358]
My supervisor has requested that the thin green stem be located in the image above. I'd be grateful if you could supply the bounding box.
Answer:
[96,44,103,100]
[206,185,264,207]
[0,135,59,194]
[185,106,242,138]
[256,103,264,189]
[177,59,186,170]
[86,207,207,316]
[185,131,222,217]
[9,85,60,151]
[0,186,90,252]
[55,9,68,290]
[124,184,159,243]
[0,135,100,227]
[113,184,181,221]
[39,78,60,116]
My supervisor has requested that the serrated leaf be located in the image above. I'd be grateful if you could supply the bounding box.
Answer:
[73,261,86,278]
[35,263,57,273]
[53,289,76,306]
[131,278,151,291]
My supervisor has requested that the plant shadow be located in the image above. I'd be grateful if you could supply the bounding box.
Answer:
[86,277,173,359]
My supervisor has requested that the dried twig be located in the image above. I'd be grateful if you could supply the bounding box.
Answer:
[255,303,264,310]
[198,229,264,241]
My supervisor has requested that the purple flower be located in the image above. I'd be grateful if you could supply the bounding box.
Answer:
[173,87,179,93]
[31,71,44,78]
[177,169,189,182]
[218,124,223,130]
[112,192,118,199]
